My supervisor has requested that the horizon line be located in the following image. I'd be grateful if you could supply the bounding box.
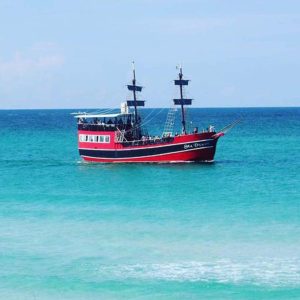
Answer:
[0,105,299,111]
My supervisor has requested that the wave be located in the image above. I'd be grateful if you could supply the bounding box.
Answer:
[93,259,300,287]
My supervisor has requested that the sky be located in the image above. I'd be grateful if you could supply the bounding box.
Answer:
[0,0,299,109]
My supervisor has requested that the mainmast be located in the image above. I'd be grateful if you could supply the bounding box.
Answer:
[173,66,192,134]
[126,62,145,129]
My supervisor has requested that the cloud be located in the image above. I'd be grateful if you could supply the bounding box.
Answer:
[0,43,64,79]
[153,17,229,35]
[0,43,64,108]
[149,12,300,39]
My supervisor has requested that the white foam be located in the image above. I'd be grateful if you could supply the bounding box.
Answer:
[94,259,300,287]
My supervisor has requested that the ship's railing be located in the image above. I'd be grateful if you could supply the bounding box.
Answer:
[78,123,132,132]
[120,136,174,147]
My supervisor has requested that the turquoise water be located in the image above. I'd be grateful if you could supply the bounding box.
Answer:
[0,107,299,299]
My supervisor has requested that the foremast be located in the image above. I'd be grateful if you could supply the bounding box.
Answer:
[126,62,145,139]
[173,66,192,134]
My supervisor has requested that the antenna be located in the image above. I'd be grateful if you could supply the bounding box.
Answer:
[132,61,136,81]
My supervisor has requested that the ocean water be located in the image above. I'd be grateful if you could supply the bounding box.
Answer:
[0,107,299,299]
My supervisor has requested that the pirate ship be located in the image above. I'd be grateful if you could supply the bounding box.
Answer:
[74,64,228,163]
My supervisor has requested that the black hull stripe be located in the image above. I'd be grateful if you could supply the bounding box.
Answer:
[79,140,216,159]
[81,147,214,160]
[79,138,213,151]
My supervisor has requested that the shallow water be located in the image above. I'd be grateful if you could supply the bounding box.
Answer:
[0,108,299,299]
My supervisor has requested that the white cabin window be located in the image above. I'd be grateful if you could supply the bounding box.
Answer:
[79,134,89,142]
[79,134,85,142]
[79,134,110,143]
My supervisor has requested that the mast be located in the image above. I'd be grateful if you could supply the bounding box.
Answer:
[126,62,145,138]
[132,63,138,124]
[173,66,192,134]
[178,66,186,133]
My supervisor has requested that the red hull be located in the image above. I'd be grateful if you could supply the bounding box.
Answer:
[78,132,219,163]
[82,147,216,163]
